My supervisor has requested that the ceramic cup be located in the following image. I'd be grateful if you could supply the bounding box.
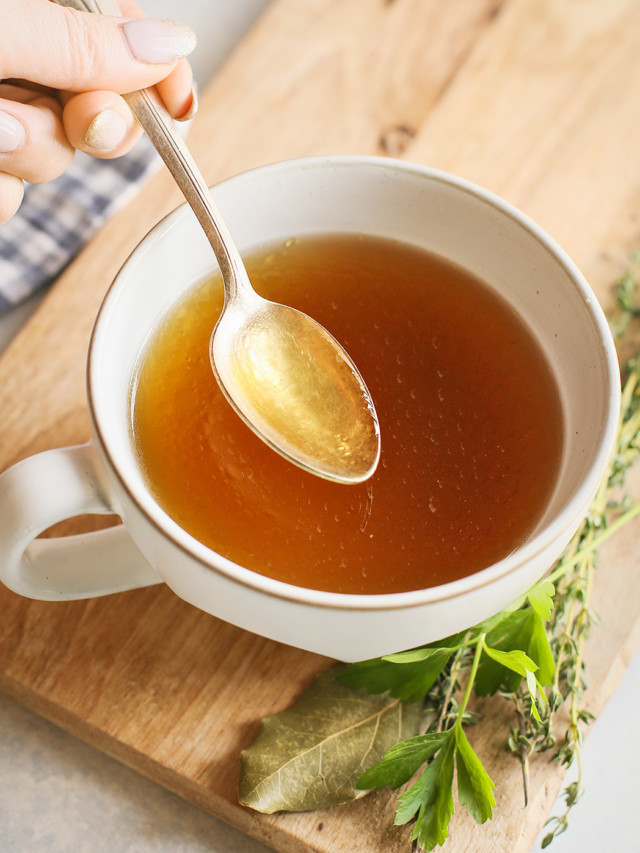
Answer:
[0,156,620,661]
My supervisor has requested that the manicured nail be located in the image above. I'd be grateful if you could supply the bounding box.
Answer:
[84,109,127,150]
[0,110,25,153]
[176,84,199,122]
[121,18,197,65]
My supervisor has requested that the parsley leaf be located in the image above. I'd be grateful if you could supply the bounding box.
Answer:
[395,729,456,851]
[455,726,496,823]
[358,731,451,790]
[527,611,555,686]
[475,609,554,695]
[482,645,538,677]
[527,579,555,620]
[339,646,453,703]
[474,610,531,695]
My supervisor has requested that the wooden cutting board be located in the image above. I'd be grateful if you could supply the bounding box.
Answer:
[2,0,640,850]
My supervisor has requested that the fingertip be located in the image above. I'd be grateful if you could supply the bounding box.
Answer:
[175,84,198,123]
[0,172,25,225]
[0,110,26,153]
[85,109,129,151]
[63,92,142,158]
[120,18,197,66]
[155,58,197,120]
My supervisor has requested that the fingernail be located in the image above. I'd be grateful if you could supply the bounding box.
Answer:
[0,110,25,153]
[176,84,198,122]
[121,18,197,65]
[85,109,127,150]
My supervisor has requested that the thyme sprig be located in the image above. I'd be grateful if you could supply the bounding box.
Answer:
[338,263,640,851]
[536,266,640,847]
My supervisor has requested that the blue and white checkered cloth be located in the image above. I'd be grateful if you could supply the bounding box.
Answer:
[0,137,159,312]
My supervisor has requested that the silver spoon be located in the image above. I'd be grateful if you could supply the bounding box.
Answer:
[56,1,381,484]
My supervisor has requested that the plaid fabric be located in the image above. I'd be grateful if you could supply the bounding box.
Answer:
[0,137,158,312]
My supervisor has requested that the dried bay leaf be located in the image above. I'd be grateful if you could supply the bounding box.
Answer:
[238,666,424,814]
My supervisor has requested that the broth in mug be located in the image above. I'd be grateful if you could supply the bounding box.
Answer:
[130,233,563,595]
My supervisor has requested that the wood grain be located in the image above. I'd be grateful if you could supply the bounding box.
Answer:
[1,0,640,851]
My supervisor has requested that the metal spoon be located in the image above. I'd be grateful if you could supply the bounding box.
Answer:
[55,1,381,483]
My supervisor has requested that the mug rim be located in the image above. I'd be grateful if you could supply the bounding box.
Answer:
[87,154,620,612]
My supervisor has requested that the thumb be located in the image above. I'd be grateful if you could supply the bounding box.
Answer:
[0,0,196,94]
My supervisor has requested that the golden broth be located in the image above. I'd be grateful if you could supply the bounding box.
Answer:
[130,233,563,595]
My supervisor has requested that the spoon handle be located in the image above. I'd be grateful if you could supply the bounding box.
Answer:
[52,0,250,300]
[124,88,248,292]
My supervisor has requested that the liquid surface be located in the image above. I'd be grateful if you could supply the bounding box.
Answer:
[211,299,380,482]
[131,234,564,595]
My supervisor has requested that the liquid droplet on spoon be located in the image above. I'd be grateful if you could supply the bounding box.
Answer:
[211,300,381,484]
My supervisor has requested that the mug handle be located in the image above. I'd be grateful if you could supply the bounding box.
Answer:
[0,442,162,600]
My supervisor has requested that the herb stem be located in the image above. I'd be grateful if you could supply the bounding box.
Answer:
[514,692,531,807]
[456,634,485,726]
[436,648,464,733]
[547,499,640,585]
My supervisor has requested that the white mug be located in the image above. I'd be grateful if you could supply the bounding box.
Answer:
[0,156,620,661]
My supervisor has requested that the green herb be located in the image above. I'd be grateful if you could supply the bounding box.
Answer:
[338,587,553,847]
[354,637,497,850]
[239,261,640,851]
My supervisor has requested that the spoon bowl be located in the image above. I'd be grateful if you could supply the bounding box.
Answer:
[211,288,380,482]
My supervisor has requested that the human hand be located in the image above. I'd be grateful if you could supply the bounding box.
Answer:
[0,0,197,223]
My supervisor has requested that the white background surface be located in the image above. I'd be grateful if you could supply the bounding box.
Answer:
[0,2,638,851]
